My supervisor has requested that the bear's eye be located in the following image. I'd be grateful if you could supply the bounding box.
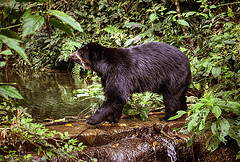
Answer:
[77,51,83,57]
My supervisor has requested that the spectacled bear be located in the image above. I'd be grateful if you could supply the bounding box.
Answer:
[70,42,191,125]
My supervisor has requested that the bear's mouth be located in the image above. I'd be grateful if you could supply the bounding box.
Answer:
[70,51,91,69]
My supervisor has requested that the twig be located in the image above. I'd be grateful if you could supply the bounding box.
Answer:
[160,130,174,140]
[174,0,188,36]
[0,24,21,31]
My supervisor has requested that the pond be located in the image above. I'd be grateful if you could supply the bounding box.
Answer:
[0,70,92,122]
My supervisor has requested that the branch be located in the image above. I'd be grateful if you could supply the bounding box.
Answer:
[173,0,188,36]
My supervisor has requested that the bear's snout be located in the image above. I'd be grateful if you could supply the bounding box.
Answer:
[70,52,77,59]
[70,52,80,62]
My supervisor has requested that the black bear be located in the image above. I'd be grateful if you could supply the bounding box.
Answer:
[70,42,191,125]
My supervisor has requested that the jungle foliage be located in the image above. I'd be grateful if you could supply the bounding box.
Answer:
[0,0,240,160]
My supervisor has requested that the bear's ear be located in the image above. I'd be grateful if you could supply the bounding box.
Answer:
[87,42,102,60]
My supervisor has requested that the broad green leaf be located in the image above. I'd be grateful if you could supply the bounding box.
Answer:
[227,6,234,18]
[124,39,134,47]
[185,11,196,17]
[228,101,240,113]
[22,9,45,38]
[237,150,240,160]
[224,40,236,45]
[197,36,203,49]
[187,133,196,148]
[212,67,221,78]
[204,63,212,76]
[0,86,8,100]
[210,5,216,9]
[0,85,23,99]
[211,122,217,135]
[211,56,222,59]
[103,25,123,34]
[202,58,210,67]
[49,18,75,38]
[149,13,157,22]
[198,13,208,18]
[124,22,145,28]
[0,29,19,39]
[127,109,139,116]
[176,20,190,27]
[140,111,148,122]
[187,111,200,132]
[206,134,213,150]
[211,106,221,119]
[0,49,13,55]
[166,11,177,15]
[0,35,30,64]
[168,110,186,120]
[199,119,205,131]
[1,0,16,8]
[179,46,188,52]
[199,109,210,131]
[115,38,121,46]
[0,61,6,67]
[193,82,201,91]
[49,10,83,32]
[207,135,220,152]
[218,118,230,144]
[192,103,204,110]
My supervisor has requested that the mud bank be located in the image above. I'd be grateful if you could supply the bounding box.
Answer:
[20,115,239,161]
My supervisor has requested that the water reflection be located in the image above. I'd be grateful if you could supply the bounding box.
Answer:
[0,70,91,122]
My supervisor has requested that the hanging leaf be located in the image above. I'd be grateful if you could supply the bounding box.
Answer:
[149,13,157,22]
[0,49,13,55]
[0,86,8,100]
[193,82,201,91]
[168,110,186,120]
[218,118,230,144]
[227,6,234,18]
[187,133,196,148]
[124,39,134,47]
[185,11,196,17]
[212,67,221,78]
[0,61,6,67]
[49,10,83,32]
[124,22,145,29]
[0,35,30,64]
[1,0,16,8]
[211,106,221,119]
[0,29,19,39]
[140,111,148,122]
[49,18,75,38]
[197,36,203,49]
[0,85,23,99]
[22,9,45,38]
[176,20,190,27]
[166,11,177,15]
[206,135,220,151]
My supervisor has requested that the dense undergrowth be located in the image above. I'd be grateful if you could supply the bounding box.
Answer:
[0,0,240,160]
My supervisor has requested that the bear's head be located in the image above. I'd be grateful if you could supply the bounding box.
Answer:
[70,42,102,69]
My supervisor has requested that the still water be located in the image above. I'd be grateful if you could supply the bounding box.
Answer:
[0,70,92,122]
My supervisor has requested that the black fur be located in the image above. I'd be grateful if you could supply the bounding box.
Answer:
[70,42,191,125]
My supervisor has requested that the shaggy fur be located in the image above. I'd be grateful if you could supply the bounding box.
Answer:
[70,42,191,125]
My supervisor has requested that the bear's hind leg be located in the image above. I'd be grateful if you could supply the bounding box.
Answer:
[162,89,187,121]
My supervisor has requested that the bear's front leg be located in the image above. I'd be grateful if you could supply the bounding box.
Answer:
[86,103,109,125]
[86,97,127,125]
